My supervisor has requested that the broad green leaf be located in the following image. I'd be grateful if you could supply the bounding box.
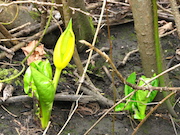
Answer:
[115,72,159,120]
[134,75,158,120]
[125,72,136,100]
[53,19,75,70]
[30,67,55,108]
[41,59,52,79]
[30,66,55,129]
[30,60,52,79]
[147,77,158,103]
[115,102,134,111]
[115,72,136,111]
[24,60,52,99]
[132,103,145,119]
[23,67,33,97]
[23,67,38,98]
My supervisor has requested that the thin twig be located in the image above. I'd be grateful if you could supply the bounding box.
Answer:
[1,105,17,117]
[57,93,83,135]
[84,91,136,135]
[0,45,14,55]
[0,1,62,7]
[160,28,177,38]
[169,114,178,135]
[42,121,51,135]
[157,2,172,14]
[77,0,107,94]
[0,37,27,42]
[79,40,180,91]
[9,22,31,33]
[118,49,139,67]
[68,0,107,115]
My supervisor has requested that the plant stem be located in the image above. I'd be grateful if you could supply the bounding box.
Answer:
[152,0,177,118]
[53,68,62,90]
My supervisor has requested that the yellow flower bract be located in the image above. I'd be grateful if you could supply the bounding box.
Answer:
[53,19,75,70]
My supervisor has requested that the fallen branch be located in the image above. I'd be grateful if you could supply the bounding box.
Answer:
[84,90,136,135]
[80,40,180,91]
[0,93,96,105]
[0,1,62,7]
[81,86,114,106]
[117,49,139,67]
[0,21,62,60]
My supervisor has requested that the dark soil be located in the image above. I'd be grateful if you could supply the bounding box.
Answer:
[0,23,180,135]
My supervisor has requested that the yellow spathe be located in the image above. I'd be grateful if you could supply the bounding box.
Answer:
[53,19,75,70]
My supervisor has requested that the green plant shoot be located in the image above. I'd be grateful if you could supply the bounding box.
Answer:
[115,72,158,120]
[23,19,75,129]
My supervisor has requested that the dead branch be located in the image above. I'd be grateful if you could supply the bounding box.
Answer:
[0,24,19,46]
[80,40,180,92]
[9,22,31,34]
[0,42,25,59]
[0,45,14,55]
[0,93,96,105]
[0,33,12,47]
[84,90,136,135]
[169,0,180,39]
[0,21,62,60]
[82,47,109,64]
[160,28,177,38]
[0,1,62,7]
[157,2,172,14]
[81,86,114,106]
[12,23,41,38]
[117,49,139,67]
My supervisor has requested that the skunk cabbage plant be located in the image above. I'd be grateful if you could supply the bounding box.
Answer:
[115,72,158,120]
[23,19,75,129]
[53,18,75,89]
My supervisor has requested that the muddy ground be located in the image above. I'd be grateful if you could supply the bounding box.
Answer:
[0,23,180,135]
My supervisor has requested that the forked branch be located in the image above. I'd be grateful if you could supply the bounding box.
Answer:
[79,40,180,92]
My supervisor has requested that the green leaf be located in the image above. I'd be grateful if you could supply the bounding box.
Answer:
[30,66,55,129]
[115,102,134,111]
[125,72,136,99]
[134,75,158,120]
[23,67,33,97]
[115,72,136,112]
[24,60,52,99]
[41,59,52,79]
[30,60,52,79]
[148,76,158,102]
[23,67,38,98]
[115,72,159,120]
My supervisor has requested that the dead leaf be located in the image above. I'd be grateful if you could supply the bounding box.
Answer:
[176,49,180,61]
[0,83,4,92]
[1,84,14,101]
[21,40,46,65]
[159,22,173,36]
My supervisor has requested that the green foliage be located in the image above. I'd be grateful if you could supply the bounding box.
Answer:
[24,59,55,129]
[24,59,52,98]
[30,66,55,129]
[115,72,158,120]
[0,68,21,85]
[23,19,75,129]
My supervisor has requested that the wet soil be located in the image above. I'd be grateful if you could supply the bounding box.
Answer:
[0,23,180,135]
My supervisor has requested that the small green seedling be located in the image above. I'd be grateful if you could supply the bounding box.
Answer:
[115,72,158,120]
[23,19,75,129]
